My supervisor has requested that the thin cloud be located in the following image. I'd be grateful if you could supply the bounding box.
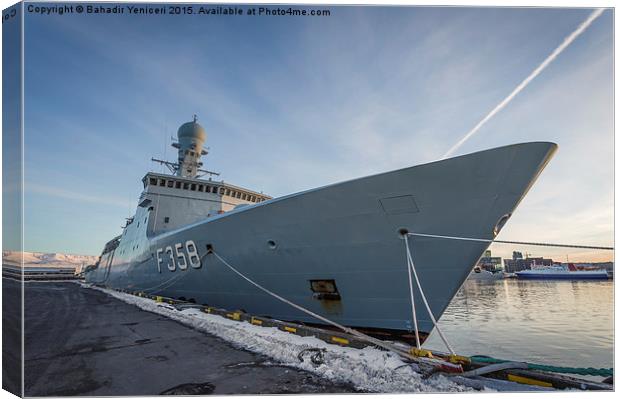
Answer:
[443,8,605,159]
[27,184,134,209]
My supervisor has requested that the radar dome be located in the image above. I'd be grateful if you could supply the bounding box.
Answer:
[177,118,206,142]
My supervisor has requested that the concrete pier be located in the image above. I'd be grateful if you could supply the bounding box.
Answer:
[22,281,356,396]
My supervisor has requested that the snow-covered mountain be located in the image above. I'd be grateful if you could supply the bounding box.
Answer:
[2,251,98,271]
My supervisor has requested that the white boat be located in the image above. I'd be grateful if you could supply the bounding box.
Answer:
[515,263,608,280]
[468,266,504,280]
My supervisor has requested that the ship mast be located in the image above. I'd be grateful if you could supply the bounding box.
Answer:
[151,115,219,178]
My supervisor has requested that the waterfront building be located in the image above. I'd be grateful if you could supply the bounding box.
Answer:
[476,249,503,272]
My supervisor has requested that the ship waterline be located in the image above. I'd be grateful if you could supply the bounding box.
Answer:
[86,119,557,337]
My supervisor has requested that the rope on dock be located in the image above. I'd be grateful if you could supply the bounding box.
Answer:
[470,355,613,377]
[210,250,466,373]
[404,236,422,349]
[407,233,614,251]
[210,251,419,361]
[404,235,455,354]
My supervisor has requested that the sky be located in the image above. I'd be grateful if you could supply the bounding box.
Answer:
[11,4,614,261]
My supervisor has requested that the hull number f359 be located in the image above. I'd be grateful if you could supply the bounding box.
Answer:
[156,240,201,272]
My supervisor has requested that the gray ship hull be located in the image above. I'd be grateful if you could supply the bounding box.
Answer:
[86,142,557,335]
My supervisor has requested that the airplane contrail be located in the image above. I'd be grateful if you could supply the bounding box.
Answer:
[442,8,605,159]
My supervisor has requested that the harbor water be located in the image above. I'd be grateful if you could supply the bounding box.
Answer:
[424,279,613,374]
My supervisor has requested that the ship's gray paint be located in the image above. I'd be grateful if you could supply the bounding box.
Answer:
[87,140,557,335]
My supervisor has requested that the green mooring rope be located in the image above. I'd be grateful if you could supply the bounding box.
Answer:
[470,355,613,377]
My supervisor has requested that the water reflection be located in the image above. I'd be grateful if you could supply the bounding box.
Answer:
[424,279,613,370]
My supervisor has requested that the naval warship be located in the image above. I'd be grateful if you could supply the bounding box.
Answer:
[85,117,557,341]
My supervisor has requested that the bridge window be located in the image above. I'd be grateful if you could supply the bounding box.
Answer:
[198,185,204,192]
[191,183,196,191]
[149,178,157,185]
[183,183,189,190]
[220,187,225,195]
[236,192,241,199]
[167,180,174,188]
[159,179,166,187]
[175,181,181,189]
[205,185,211,193]
[164,217,170,223]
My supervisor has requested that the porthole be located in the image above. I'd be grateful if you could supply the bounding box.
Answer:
[267,240,277,250]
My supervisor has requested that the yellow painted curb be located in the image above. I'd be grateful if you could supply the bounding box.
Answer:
[508,374,553,388]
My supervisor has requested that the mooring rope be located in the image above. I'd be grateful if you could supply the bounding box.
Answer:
[405,231,613,377]
[470,355,613,377]
[407,232,614,251]
[404,236,456,355]
[142,270,188,293]
[210,250,421,362]
[404,238,422,349]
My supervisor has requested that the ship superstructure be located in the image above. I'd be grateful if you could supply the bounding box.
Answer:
[86,117,558,340]
[138,172,270,235]
[141,116,270,234]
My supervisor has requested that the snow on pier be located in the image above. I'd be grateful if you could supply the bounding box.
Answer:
[86,283,470,393]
